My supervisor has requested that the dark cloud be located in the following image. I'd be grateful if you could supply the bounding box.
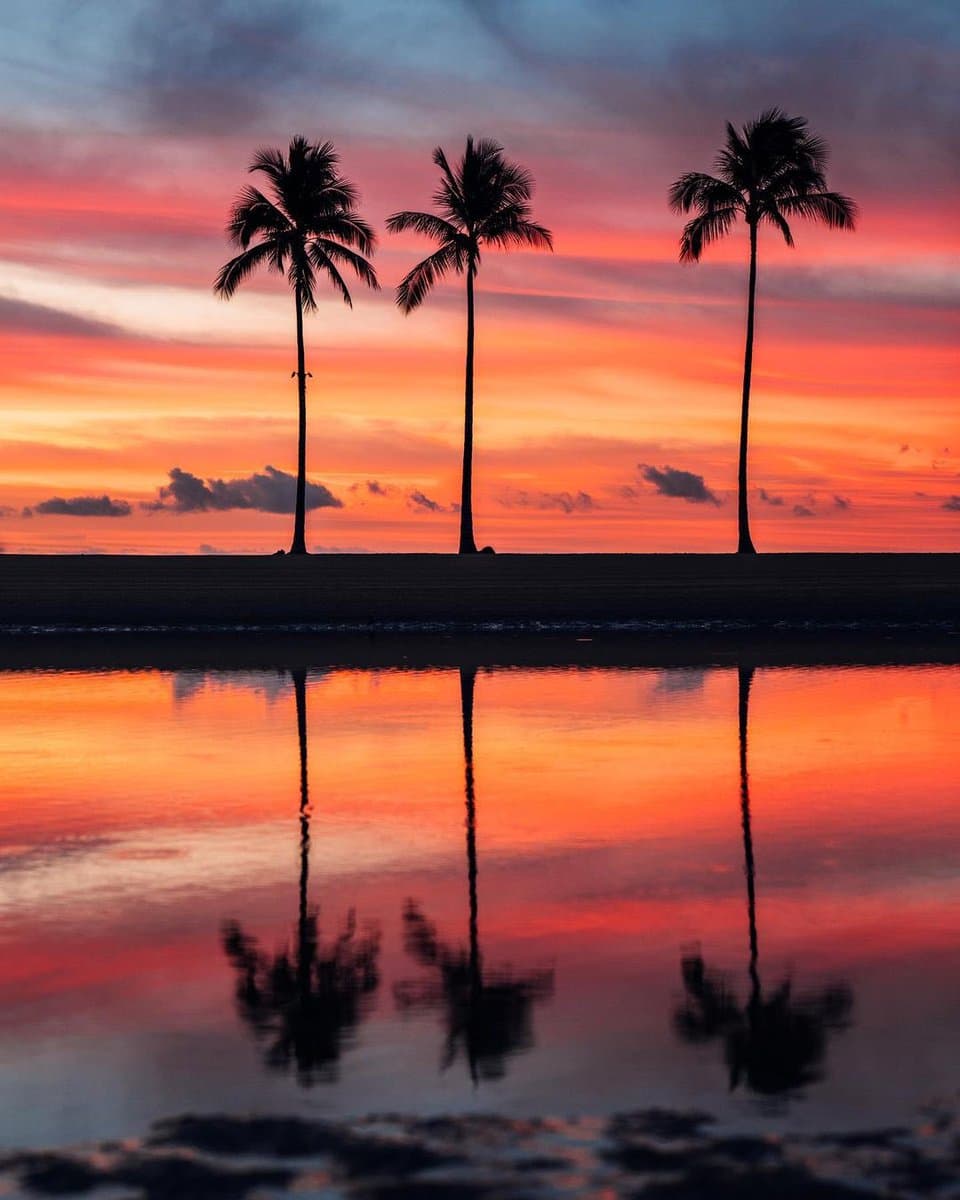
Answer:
[146,466,342,514]
[793,504,816,518]
[407,489,449,514]
[640,464,721,506]
[0,295,121,339]
[757,488,785,507]
[126,0,320,132]
[499,489,595,513]
[942,496,960,512]
[366,480,389,496]
[833,495,852,511]
[29,495,131,517]
[470,1,960,194]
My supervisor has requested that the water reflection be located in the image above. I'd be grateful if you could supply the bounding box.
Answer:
[674,667,853,1102]
[395,668,554,1082]
[221,669,381,1086]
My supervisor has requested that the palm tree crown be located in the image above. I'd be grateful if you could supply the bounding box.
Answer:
[215,135,378,307]
[669,108,857,261]
[386,135,553,311]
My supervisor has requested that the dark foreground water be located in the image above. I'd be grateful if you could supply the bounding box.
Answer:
[1,653,958,1195]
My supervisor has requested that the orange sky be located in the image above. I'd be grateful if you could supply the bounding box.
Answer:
[0,4,958,553]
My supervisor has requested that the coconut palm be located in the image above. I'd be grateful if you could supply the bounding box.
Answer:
[674,667,853,1100]
[214,137,379,555]
[222,669,380,1085]
[387,138,553,554]
[394,668,554,1080]
[669,110,857,553]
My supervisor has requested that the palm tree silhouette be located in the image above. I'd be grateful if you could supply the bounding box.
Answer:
[387,138,553,553]
[394,668,554,1081]
[222,669,380,1086]
[674,666,853,1100]
[669,111,857,553]
[214,137,379,555]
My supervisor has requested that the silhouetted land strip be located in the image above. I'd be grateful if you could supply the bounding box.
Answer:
[1,553,957,634]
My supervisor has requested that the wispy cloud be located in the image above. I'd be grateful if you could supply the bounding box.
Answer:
[407,489,451,514]
[499,489,595,513]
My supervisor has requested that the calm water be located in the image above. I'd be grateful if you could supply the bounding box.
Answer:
[1,658,958,1152]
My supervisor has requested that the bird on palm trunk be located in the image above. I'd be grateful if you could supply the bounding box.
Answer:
[214,137,379,555]
[388,137,553,554]
[669,110,857,553]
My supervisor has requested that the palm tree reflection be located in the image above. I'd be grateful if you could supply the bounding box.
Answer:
[395,668,554,1082]
[674,666,853,1099]
[222,669,380,1086]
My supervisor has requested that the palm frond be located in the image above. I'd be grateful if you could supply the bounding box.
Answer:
[213,240,280,298]
[776,191,858,229]
[669,172,742,214]
[287,247,318,312]
[778,190,858,229]
[310,238,380,292]
[385,210,462,242]
[226,185,290,248]
[762,208,795,246]
[432,145,467,224]
[396,243,463,313]
[481,210,553,251]
[311,212,377,255]
[308,249,354,308]
[679,207,739,263]
[249,144,290,187]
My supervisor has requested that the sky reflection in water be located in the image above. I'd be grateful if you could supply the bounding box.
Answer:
[0,660,957,1151]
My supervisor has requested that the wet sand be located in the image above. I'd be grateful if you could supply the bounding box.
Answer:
[0,552,957,634]
[2,1105,957,1197]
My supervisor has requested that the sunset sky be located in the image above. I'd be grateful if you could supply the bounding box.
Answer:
[1,0,958,553]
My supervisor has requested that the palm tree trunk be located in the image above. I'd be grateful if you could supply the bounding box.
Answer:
[291,287,309,556]
[738,665,760,1003]
[737,224,758,555]
[458,266,478,554]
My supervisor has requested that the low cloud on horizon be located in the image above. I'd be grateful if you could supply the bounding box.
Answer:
[25,495,132,518]
[145,466,342,514]
[640,464,721,507]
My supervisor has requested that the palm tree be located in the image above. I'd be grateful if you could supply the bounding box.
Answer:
[669,110,857,553]
[214,137,379,555]
[394,668,554,1080]
[222,669,380,1085]
[387,138,553,554]
[674,667,853,1100]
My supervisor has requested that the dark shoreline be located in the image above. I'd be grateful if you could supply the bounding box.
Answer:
[1,553,958,635]
[1,627,959,672]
